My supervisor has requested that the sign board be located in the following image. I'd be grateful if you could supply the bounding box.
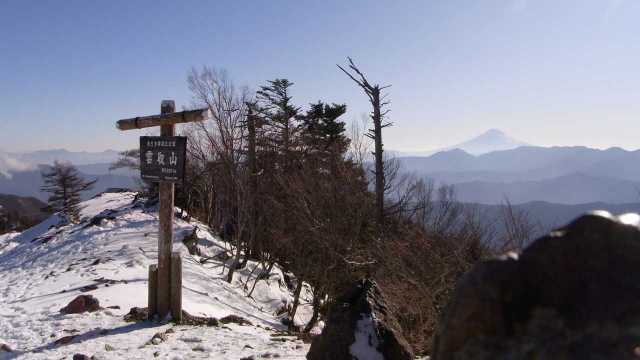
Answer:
[139,136,187,183]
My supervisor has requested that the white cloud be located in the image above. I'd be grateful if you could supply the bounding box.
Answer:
[0,153,34,178]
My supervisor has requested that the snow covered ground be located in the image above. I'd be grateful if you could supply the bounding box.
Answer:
[0,232,20,256]
[0,192,312,359]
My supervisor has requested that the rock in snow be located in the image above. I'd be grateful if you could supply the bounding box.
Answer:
[433,211,640,359]
[307,279,413,360]
[123,306,149,322]
[60,295,101,314]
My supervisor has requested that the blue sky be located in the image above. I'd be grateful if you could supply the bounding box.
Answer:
[1,0,640,152]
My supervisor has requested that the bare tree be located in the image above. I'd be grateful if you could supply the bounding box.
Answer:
[186,66,252,283]
[498,198,540,252]
[348,114,373,168]
[338,57,391,227]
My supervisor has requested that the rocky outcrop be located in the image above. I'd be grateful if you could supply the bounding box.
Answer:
[307,279,413,360]
[433,212,640,359]
[182,227,201,256]
[124,307,149,322]
[60,295,101,314]
[219,314,252,326]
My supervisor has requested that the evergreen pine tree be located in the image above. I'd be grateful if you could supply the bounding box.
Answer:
[40,161,96,223]
[256,79,301,171]
[300,101,349,170]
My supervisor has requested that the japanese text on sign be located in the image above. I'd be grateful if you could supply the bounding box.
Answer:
[139,136,187,183]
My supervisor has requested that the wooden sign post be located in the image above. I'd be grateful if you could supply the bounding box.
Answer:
[116,100,208,322]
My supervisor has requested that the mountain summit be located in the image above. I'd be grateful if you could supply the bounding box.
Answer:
[446,129,529,155]
[398,129,530,157]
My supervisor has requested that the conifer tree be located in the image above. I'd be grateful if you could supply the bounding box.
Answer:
[41,161,96,223]
[256,79,300,172]
[300,101,349,173]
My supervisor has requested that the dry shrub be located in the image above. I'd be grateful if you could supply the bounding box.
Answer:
[370,210,490,354]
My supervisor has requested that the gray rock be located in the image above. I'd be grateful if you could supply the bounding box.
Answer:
[219,314,252,326]
[60,295,101,314]
[433,212,640,359]
[307,279,413,360]
[123,307,148,322]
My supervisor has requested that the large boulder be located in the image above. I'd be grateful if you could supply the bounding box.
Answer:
[433,212,640,359]
[307,279,413,360]
[60,295,101,314]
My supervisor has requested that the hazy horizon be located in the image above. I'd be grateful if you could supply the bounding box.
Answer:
[3,0,640,152]
[4,126,640,154]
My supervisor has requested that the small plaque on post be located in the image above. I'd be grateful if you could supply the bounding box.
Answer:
[140,136,187,183]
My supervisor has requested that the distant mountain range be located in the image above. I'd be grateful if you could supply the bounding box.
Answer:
[396,130,640,205]
[399,147,640,204]
[11,149,121,166]
[0,149,122,176]
[469,200,640,242]
[0,149,136,202]
[398,129,529,156]
[3,131,640,207]
[452,173,640,204]
[0,194,49,220]
[0,165,138,201]
[401,146,640,180]
[0,193,50,233]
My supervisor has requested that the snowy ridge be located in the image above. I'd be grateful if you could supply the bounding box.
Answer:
[0,192,312,359]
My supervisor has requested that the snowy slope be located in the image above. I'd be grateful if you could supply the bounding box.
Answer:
[0,232,20,256]
[0,192,312,359]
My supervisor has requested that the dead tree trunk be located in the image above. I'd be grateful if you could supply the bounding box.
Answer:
[371,87,385,225]
[338,57,391,227]
[304,290,322,333]
[289,279,304,331]
[246,105,258,264]
[226,186,244,284]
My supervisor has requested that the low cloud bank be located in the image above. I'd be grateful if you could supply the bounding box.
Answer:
[0,153,34,178]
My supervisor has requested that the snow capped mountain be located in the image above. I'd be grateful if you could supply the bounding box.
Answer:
[398,129,530,157]
[0,192,313,359]
[445,129,529,155]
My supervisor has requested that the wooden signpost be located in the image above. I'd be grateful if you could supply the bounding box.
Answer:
[116,100,208,322]
[140,136,187,183]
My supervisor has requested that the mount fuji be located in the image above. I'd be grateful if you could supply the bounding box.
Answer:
[400,129,530,156]
[443,129,529,155]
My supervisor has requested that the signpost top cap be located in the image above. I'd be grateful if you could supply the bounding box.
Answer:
[161,100,176,113]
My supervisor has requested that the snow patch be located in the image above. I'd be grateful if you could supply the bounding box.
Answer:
[350,312,384,360]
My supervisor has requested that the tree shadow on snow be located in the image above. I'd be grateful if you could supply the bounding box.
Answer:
[27,320,163,355]
[6,278,147,304]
